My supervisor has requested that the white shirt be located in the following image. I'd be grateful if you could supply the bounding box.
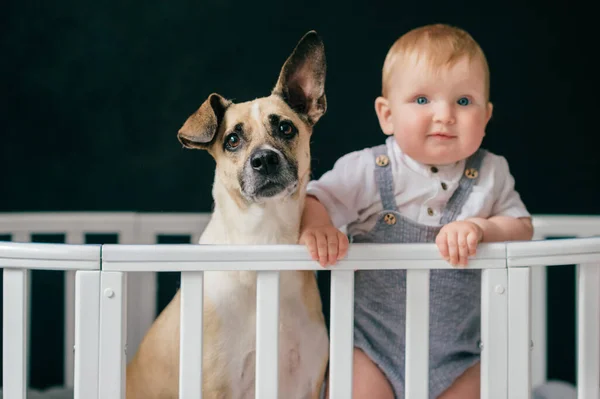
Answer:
[306,136,531,237]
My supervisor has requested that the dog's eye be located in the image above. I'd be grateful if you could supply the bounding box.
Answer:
[225,133,241,150]
[278,121,296,136]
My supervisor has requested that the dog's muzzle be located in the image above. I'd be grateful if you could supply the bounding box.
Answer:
[242,148,298,201]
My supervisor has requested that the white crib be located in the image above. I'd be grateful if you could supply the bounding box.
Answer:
[0,212,599,399]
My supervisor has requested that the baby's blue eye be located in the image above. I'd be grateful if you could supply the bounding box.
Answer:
[457,97,471,106]
[416,96,428,105]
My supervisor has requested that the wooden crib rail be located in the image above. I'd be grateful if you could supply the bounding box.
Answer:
[0,241,100,399]
[1,213,599,399]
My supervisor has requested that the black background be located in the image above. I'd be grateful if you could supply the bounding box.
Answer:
[0,0,596,390]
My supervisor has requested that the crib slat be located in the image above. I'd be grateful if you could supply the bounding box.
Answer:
[64,269,76,387]
[530,266,547,388]
[329,270,354,399]
[74,271,101,399]
[531,230,547,389]
[98,271,127,399]
[6,232,31,399]
[191,233,202,245]
[577,263,600,399]
[65,230,85,388]
[179,271,204,399]
[2,268,29,399]
[255,271,280,399]
[481,268,508,399]
[405,269,429,399]
[123,227,157,365]
[10,231,30,243]
[508,267,531,399]
[126,271,157,363]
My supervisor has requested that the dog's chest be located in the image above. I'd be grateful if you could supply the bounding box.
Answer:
[205,271,328,398]
[200,199,302,245]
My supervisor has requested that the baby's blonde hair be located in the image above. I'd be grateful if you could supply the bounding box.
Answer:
[381,24,490,99]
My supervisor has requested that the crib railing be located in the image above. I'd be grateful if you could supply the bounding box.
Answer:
[1,213,599,399]
[507,237,600,399]
[0,212,211,388]
[101,242,513,399]
[529,214,600,391]
[0,241,101,399]
[0,212,138,390]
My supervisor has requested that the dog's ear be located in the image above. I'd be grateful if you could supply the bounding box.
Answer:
[177,93,231,150]
[272,31,326,125]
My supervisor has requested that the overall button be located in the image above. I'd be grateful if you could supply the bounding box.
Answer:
[383,213,396,225]
[427,207,435,216]
[441,182,448,190]
[465,168,479,179]
[375,155,389,167]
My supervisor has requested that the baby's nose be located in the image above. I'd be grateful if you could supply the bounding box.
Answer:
[433,103,455,124]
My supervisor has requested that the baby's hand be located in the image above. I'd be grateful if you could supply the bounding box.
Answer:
[299,225,349,267]
[435,221,483,267]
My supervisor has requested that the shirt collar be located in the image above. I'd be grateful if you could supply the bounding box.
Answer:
[386,136,464,179]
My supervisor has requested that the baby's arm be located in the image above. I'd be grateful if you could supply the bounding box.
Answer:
[298,149,373,266]
[436,155,533,267]
[467,216,533,243]
[299,195,349,267]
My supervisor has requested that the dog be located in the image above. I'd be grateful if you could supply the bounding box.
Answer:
[126,31,330,399]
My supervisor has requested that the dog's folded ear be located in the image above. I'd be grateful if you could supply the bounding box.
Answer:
[272,31,327,126]
[177,93,231,150]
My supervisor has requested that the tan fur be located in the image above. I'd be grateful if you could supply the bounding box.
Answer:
[127,31,329,399]
[127,292,232,399]
[208,96,313,213]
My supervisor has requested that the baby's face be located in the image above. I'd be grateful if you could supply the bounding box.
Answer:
[377,55,493,165]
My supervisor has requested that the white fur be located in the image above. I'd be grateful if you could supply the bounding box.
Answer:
[251,102,261,124]
[200,176,302,245]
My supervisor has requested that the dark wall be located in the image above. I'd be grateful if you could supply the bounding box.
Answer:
[1,3,596,214]
[0,0,596,390]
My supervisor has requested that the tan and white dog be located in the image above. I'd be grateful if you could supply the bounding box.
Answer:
[126,31,330,399]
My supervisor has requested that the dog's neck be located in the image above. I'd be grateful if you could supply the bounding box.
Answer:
[200,177,307,245]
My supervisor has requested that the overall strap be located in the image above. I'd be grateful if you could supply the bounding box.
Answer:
[372,144,398,211]
[439,149,488,225]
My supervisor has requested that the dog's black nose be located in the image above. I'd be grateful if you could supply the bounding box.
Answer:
[250,149,280,176]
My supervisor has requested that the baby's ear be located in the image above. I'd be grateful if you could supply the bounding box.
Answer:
[374,96,394,135]
[486,102,494,123]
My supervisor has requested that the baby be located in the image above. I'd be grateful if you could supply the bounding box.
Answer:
[300,24,533,398]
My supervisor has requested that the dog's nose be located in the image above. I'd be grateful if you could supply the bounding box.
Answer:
[250,149,280,176]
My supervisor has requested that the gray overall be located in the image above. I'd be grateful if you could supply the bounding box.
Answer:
[351,145,487,399]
